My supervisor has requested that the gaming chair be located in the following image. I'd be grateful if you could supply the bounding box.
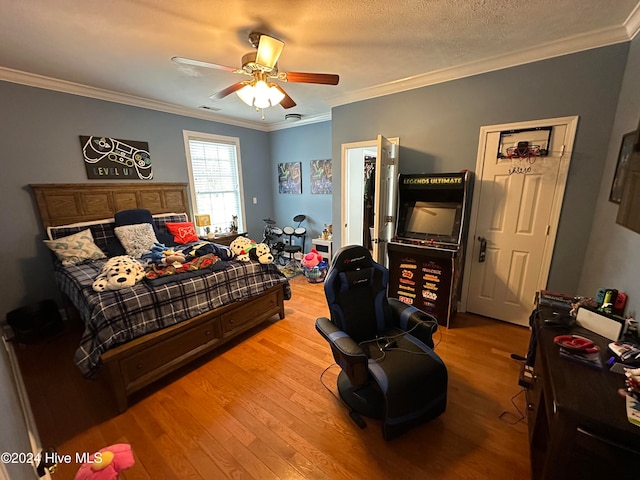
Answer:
[316,245,448,440]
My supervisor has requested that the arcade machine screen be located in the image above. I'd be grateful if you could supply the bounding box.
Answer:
[399,202,462,244]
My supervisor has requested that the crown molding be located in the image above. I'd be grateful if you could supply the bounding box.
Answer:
[329,24,632,108]
[2,14,638,130]
[267,112,332,131]
[625,1,640,39]
[0,66,270,131]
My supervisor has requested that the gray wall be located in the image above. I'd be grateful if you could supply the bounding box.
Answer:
[0,82,273,317]
[1,43,634,321]
[580,33,640,317]
[331,44,629,295]
[270,121,332,242]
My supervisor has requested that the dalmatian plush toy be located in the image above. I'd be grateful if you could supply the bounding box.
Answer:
[93,255,145,292]
[229,236,273,264]
[230,236,254,262]
[250,242,274,264]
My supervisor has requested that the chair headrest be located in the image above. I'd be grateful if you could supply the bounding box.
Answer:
[331,245,373,273]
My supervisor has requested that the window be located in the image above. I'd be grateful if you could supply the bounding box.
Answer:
[183,131,245,234]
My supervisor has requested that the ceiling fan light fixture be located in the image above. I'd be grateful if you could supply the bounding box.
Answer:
[236,84,256,107]
[236,79,285,109]
[253,80,272,108]
[255,35,284,71]
[268,84,285,105]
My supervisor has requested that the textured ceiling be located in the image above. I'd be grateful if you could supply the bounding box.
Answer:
[1,0,639,129]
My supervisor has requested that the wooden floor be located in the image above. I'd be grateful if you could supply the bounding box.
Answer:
[16,275,531,479]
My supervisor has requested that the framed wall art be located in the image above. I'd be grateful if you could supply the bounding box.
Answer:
[610,130,636,204]
[278,162,302,194]
[310,159,332,194]
[80,135,153,180]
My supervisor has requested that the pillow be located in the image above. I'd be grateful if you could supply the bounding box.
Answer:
[152,213,186,246]
[110,209,175,256]
[43,229,106,266]
[115,209,154,226]
[166,222,199,244]
[114,223,158,258]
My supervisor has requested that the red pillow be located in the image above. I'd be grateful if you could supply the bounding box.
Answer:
[166,222,199,244]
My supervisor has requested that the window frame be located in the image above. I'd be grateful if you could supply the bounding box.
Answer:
[182,130,246,234]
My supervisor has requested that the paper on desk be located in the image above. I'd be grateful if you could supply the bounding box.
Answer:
[576,307,623,341]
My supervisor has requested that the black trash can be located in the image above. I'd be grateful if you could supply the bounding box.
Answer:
[6,299,63,343]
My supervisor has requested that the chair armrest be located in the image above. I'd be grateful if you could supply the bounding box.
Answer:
[388,298,438,349]
[316,317,369,386]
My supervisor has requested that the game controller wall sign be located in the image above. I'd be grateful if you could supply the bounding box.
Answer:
[80,135,153,180]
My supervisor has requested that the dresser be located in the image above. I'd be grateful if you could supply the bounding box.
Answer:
[523,311,640,478]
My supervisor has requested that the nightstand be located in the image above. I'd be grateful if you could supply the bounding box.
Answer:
[311,238,333,263]
[200,232,246,246]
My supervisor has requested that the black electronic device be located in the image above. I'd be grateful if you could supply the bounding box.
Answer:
[539,308,575,327]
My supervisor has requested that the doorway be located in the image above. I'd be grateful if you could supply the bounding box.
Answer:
[341,136,399,265]
[461,116,578,326]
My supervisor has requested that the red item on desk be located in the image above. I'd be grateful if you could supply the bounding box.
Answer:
[554,335,600,355]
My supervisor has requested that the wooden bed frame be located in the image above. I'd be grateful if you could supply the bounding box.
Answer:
[30,182,286,412]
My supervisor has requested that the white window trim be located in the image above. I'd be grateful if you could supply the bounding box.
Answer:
[182,130,247,233]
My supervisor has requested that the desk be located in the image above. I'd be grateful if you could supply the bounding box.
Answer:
[525,312,640,479]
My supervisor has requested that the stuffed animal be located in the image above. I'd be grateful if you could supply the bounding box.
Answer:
[161,248,186,267]
[93,256,145,292]
[74,443,134,480]
[230,236,255,262]
[140,242,186,267]
[230,236,273,264]
[301,248,323,269]
[250,242,274,264]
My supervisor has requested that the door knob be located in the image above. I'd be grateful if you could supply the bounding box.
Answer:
[477,236,487,263]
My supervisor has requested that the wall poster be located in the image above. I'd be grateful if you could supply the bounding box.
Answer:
[80,135,153,180]
[278,162,302,194]
[310,159,332,194]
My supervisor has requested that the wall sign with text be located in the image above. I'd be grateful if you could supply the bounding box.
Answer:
[80,135,153,180]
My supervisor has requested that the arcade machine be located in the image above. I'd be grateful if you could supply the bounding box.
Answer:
[387,171,473,327]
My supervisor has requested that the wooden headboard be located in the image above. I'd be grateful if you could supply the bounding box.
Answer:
[29,183,190,229]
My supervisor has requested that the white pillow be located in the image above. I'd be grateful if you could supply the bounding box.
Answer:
[44,229,106,266]
[114,223,158,258]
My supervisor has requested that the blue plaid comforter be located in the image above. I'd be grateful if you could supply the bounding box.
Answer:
[55,260,291,377]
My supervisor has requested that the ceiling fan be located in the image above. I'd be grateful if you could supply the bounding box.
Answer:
[172,32,340,111]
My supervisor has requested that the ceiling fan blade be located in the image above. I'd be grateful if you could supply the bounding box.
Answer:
[280,72,339,85]
[274,85,296,109]
[171,56,238,73]
[211,82,246,99]
[255,35,284,70]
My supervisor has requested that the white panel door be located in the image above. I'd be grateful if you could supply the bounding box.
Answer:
[371,135,397,266]
[465,119,575,326]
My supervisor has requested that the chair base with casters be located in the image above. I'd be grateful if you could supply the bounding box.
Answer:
[316,245,448,440]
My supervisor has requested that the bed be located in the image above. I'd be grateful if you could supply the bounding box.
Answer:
[30,182,290,412]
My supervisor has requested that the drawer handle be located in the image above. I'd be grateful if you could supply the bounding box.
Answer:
[205,330,211,336]
[136,363,143,370]
[229,319,234,324]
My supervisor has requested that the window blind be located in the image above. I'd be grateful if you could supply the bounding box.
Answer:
[188,138,242,232]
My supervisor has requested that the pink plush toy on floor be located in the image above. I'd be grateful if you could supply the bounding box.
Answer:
[301,248,323,269]
[75,444,134,480]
